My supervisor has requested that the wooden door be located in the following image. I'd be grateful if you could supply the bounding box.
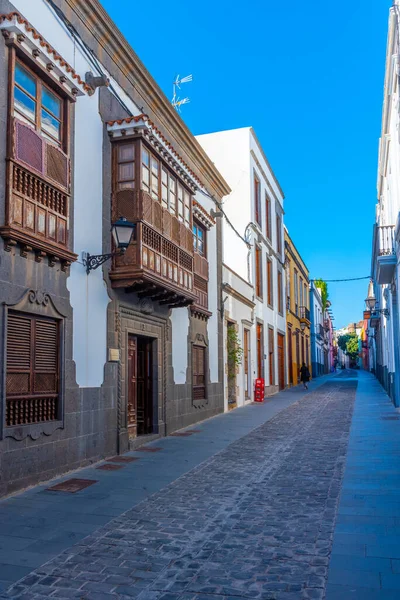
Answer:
[287,327,293,386]
[127,335,137,436]
[268,327,274,385]
[295,331,300,383]
[277,333,285,391]
[137,337,153,435]
[243,328,250,399]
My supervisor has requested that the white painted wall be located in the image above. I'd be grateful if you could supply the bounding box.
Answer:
[222,265,254,409]
[197,127,286,398]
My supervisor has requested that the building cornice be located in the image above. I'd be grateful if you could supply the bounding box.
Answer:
[57,0,231,200]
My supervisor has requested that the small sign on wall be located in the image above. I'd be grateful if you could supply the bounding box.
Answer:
[109,348,120,362]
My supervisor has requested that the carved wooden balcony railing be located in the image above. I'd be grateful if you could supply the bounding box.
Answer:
[6,396,58,427]
[110,221,196,307]
[0,119,76,266]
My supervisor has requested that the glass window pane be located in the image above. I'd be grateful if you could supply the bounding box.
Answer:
[41,108,60,140]
[42,87,61,118]
[142,166,150,189]
[15,63,36,97]
[162,167,168,185]
[198,238,204,255]
[142,148,149,167]
[119,144,134,161]
[14,86,36,121]
[151,157,159,175]
[169,175,176,193]
[119,163,134,181]
[118,181,135,190]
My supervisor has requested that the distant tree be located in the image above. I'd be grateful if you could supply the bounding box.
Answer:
[346,334,360,361]
[314,279,329,311]
[338,333,359,361]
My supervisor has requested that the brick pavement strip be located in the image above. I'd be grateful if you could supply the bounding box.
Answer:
[1,379,357,600]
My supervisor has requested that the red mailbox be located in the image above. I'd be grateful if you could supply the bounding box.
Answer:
[254,378,265,402]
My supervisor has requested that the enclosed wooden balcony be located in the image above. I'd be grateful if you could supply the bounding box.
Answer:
[110,189,197,307]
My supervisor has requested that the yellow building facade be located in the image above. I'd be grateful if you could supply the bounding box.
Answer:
[284,229,311,386]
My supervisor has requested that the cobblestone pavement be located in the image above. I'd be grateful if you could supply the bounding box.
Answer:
[1,378,357,600]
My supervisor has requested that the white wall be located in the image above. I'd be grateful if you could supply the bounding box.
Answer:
[197,128,252,283]
[223,265,254,409]
[198,127,286,393]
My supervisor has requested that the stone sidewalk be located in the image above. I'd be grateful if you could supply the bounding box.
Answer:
[0,375,332,594]
[325,372,400,599]
[0,374,355,599]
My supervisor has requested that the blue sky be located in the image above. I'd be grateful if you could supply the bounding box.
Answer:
[100,0,391,328]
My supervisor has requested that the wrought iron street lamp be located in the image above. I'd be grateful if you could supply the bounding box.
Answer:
[300,321,306,332]
[83,217,136,275]
[365,291,389,317]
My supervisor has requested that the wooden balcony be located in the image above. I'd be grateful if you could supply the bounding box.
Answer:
[109,220,197,307]
[192,253,211,318]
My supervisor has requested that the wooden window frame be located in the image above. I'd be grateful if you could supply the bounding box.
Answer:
[265,192,272,240]
[254,171,261,227]
[255,244,263,300]
[267,257,273,308]
[278,269,283,315]
[12,57,69,154]
[294,269,299,316]
[192,344,207,402]
[2,290,66,441]
[193,219,207,258]
[113,137,193,226]
[276,213,282,256]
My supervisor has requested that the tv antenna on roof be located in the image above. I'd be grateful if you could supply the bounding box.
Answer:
[172,74,192,112]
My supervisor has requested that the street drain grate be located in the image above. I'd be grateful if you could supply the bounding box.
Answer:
[46,478,97,493]
[381,416,400,421]
[170,432,194,437]
[135,447,162,452]
[96,464,124,471]
[108,456,139,463]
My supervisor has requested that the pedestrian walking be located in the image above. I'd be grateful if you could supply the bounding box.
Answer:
[300,362,310,390]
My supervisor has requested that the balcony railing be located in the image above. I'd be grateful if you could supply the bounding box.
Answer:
[376,225,395,256]
[299,306,310,322]
[374,225,396,284]
[318,323,324,339]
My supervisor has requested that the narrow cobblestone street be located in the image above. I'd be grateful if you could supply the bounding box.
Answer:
[1,372,399,599]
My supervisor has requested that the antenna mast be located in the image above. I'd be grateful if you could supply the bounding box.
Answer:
[172,74,193,111]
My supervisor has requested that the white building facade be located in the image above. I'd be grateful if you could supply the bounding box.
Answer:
[368,1,400,407]
[197,127,287,403]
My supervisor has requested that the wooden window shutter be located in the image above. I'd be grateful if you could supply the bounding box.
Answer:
[34,319,59,394]
[6,311,59,427]
[6,313,32,397]
[193,345,206,401]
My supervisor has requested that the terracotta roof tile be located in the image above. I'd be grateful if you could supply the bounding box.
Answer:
[0,11,92,93]
[193,199,215,225]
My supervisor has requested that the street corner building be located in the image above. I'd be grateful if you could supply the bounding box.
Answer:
[197,127,287,404]
[284,228,311,386]
[0,0,230,496]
